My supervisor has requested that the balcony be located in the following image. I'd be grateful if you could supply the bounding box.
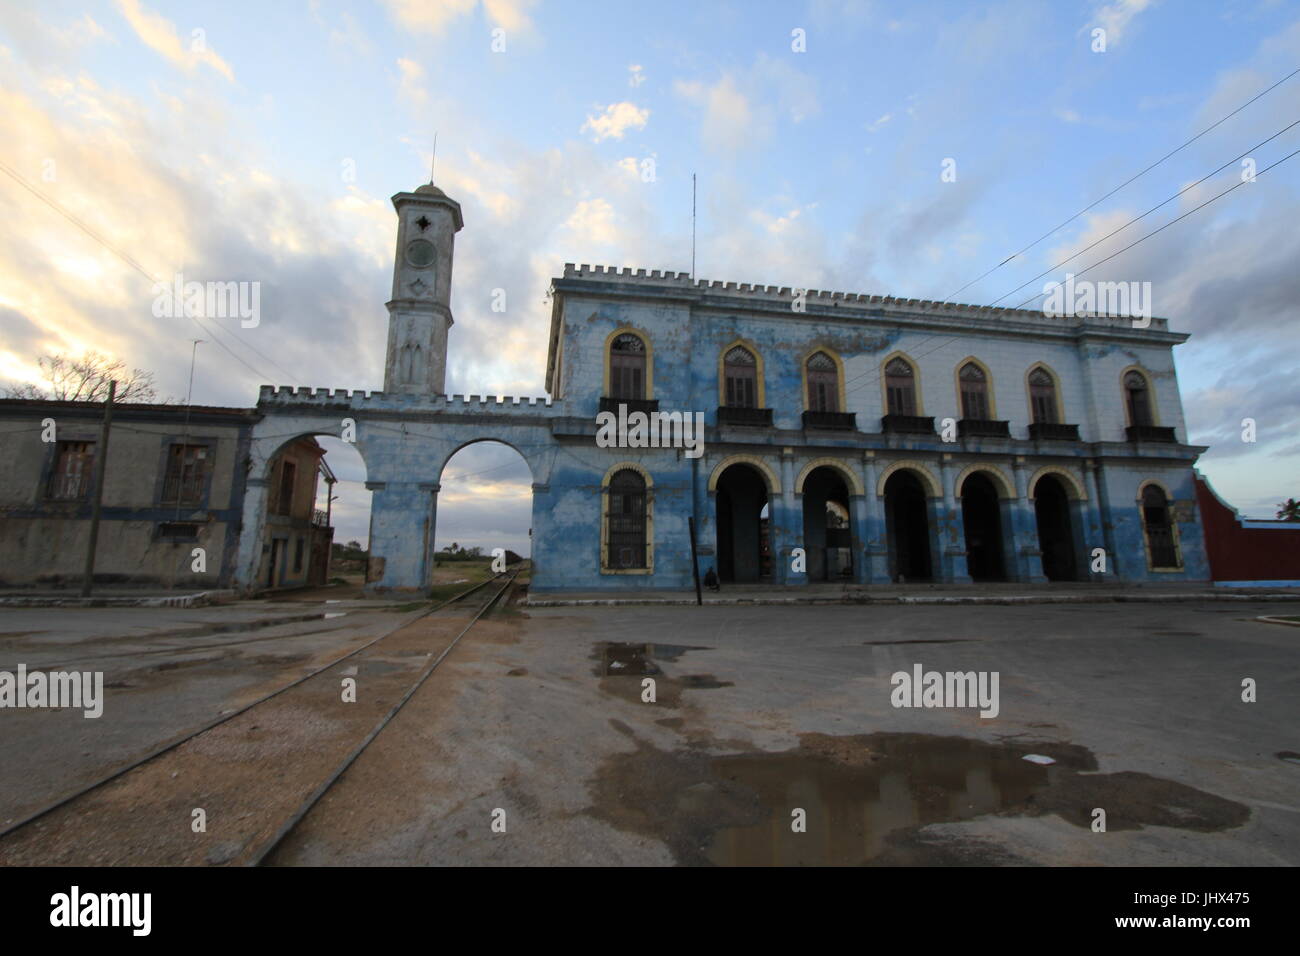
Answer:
[312,508,331,528]
[881,413,935,435]
[717,406,773,427]
[1127,424,1177,443]
[599,396,659,416]
[802,410,857,431]
[957,418,1011,439]
[1028,422,1080,441]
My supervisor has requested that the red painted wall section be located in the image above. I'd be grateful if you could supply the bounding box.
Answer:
[1194,471,1300,582]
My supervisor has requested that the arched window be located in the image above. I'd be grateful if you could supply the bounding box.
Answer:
[610,333,647,400]
[1028,367,1058,424]
[959,362,990,420]
[724,346,758,408]
[885,357,917,415]
[606,469,647,569]
[1125,371,1153,426]
[806,351,839,413]
[1141,485,1180,569]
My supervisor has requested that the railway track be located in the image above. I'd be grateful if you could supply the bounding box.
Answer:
[0,567,523,865]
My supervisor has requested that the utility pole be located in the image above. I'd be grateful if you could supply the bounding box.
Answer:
[175,340,203,522]
[81,379,116,597]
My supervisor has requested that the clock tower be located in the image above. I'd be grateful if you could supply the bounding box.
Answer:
[383,182,464,395]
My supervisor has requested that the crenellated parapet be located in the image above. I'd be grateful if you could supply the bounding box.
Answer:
[556,263,1172,333]
[257,385,554,412]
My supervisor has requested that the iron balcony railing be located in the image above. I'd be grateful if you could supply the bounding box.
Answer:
[1126,424,1177,443]
[802,410,857,431]
[957,418,1011,439]
[1028,422,1081,441]
[717,406,774,427]
[599,396,660,415]
[312,508,331,528]
[881,413,935,435]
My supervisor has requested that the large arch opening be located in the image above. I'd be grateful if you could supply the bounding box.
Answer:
[884,470,932,582]
[802,466,853,581]
[434,440,533,582]
[960,472,1007,582]
[1033,474,1079,581]
[257,434,370,594]
[715,462,770,583]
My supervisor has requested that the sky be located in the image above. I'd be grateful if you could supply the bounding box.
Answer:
[1,0,1298,554]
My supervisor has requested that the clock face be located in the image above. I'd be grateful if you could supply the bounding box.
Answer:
[406,238,436,268]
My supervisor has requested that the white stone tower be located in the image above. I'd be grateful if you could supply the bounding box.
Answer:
[383,182,464,395]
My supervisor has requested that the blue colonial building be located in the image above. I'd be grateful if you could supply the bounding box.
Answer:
[235,181,1211,594]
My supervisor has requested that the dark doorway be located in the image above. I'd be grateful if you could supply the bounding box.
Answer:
[884,470,932,582]
[802,466,853,581]
[266,538,284,587]
[960,472,1006,581]
[1034,475,1078,581]
[716,464,769,583]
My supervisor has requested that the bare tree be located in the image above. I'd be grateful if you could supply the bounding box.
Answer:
[3,352,165,403]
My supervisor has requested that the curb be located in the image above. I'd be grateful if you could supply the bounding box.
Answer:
[528,591,1300,608]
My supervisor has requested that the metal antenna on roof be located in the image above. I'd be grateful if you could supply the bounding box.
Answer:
[430,133,438,184]
[691,173,696,279]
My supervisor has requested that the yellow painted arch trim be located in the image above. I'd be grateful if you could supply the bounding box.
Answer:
[1028,465,1087,501]
[1119,364,1160,426]
[953,355,998,419]
[800,345,847,413]
[1024,361,1066,425]
[875,459,942,498]
[717,338,766,409]
[708,454,781,494]
[795,457,864,496]
[954,462,1015,499]
[602,325,654,400]
[879,350,925,416]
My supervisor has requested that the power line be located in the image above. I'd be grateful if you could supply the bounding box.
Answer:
[990,118,1300,307]
[940,65,1300,304]
[1012,145,1300,310]
[841,132,1300,400]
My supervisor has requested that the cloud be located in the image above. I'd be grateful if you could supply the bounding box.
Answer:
[674,54,819,151]
[1086,0,1155,48]
[867,112,892,132]
[396,57,427,106]
[580,102,650,142]
[381,0,536,36]
[628,64,645,87]
[114,0,234,81]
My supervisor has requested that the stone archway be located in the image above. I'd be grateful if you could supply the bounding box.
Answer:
[714,462,771,583]
[884,469,933,582]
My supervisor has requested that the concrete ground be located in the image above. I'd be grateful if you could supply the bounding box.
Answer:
[0,597,426,826]
[2,596,1296,865]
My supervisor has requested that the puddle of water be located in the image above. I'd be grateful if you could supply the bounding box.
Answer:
[1278,751,1300,765]
[705,734,1056,866]
[324,612,347,619]
[594,641,709,676]
[588,732,1250,866]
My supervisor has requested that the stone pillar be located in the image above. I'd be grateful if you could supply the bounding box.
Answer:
[860,451,889,584]
[849,493,868,584]
[1091,458,1120,579]
[365,480,437,593]
[528,481,550,590]
[1082,459,1105,581]
[234,476,270,590]
[779,448,806,586]
[1011,457,1047,583]
[692,455,713,577]
[940,454,972,584]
